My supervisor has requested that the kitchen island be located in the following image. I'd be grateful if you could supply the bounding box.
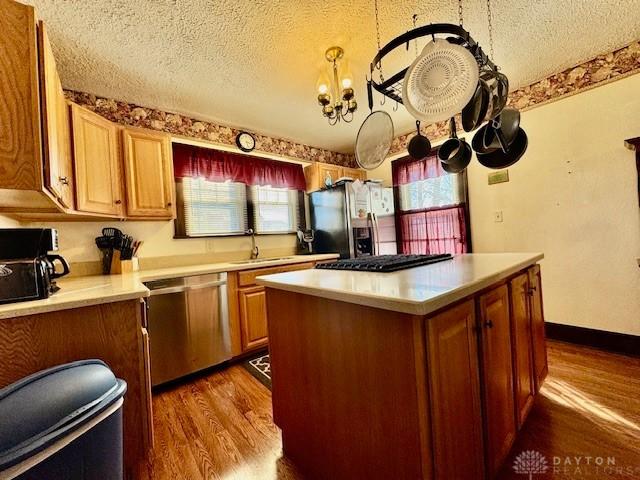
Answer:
[256,253,548,480]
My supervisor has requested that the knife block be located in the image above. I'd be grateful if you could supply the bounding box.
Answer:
[110,251,139,274]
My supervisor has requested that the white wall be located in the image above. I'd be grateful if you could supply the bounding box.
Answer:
[371,74,640,335]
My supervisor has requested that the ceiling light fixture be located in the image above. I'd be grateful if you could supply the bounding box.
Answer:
[317,46,357,125]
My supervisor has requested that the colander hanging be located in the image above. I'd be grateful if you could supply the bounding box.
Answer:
[402,39,479,123]
[355,111,394,170]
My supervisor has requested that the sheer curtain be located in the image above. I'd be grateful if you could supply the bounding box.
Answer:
[392,152,469,255]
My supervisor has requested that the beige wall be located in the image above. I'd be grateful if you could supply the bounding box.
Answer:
[371,73,640,335]
[0,214,20,228]
[22,219,297,265]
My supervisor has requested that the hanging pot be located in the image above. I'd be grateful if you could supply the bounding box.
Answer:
[483,70,509,120]
[438,117,471,173]
[476,128,528,169]
[461,78,490,132]
[483,108,521,152]
[407,121,431,159]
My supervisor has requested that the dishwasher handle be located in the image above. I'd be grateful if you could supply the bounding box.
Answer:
[187,280,227,291]
[148,285,188,296]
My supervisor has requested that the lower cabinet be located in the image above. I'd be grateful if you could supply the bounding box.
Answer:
[478,284,517,479]
[426,300,485,479]
[528,265,548,390]
[228,261,317,356]
[239,286,269,351]
[510,273,536,428]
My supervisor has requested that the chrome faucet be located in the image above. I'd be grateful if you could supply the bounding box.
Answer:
[246,229,259,259]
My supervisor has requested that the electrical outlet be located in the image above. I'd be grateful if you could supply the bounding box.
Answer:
[494,211,503,223]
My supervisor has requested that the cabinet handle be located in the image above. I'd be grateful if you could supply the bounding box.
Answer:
[484,320,494,329]
[167,202,172,207]
[115,199,122,205]
[59,176,69,185]
[527,286,537,296]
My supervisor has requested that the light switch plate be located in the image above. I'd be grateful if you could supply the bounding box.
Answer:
[488,170,509,185]
[494,211,503,223]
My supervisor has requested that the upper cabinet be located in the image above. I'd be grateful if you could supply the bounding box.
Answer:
[122,128,174,218]
[304,162,367,192]
[0,1,46,193]
[38,21,74,209]
[70,104,124,216]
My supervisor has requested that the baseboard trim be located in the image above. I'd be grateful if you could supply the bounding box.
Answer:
[546,322,640,357]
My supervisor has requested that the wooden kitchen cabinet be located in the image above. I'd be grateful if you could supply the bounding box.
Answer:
[342,167,367,182]
[478,284,517,478]
[304,162,367,192]
[122,128,175,218]
[426,300,484,479]
[528,265,548,391]
[228,261,317,356]
[239,286,269,351]
[0,1,74,213]
[510,273,536,428]
[70,103,124,216]
[38,21,74,209]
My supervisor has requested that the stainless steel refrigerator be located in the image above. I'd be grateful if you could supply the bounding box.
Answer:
[308,181,397,259]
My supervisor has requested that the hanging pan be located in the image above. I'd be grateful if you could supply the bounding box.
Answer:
[438,117,471,173]
[402,39,479,123]
[407,121,431,159]
[461,77,490,132]
[355,111,394,170]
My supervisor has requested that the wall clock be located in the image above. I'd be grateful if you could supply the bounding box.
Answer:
[236,131,256,152]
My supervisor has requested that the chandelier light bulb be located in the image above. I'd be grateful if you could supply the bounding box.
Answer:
[318,83,329,95]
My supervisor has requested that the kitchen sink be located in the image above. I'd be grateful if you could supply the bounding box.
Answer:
[229,257,295,265]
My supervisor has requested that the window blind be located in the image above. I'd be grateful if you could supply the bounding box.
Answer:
[250,185,299,234]
[182,178,248,236]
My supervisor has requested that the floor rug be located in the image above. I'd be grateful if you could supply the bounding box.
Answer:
[243,353,271,390]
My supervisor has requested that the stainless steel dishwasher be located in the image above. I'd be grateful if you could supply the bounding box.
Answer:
[144,273,230,386]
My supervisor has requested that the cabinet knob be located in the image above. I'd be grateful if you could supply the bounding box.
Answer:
[59,176,69,185]
[167,202,172,207]
[484,320,494,329]
[115,199,122,205]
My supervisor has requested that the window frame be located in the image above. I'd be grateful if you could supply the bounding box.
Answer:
[174,179,305,239]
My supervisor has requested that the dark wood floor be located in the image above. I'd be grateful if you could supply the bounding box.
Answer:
[141,340,640,479]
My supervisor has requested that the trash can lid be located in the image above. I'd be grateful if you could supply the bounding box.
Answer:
[0,360,127,469]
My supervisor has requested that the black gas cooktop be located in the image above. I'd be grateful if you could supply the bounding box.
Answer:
[315,254,453,272]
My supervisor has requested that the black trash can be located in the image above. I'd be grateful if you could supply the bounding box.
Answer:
[0,360,127,480]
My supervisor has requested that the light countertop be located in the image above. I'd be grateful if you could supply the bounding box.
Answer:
[0,254,338,320]
[256,253,544,316]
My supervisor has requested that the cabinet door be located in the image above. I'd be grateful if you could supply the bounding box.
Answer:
[479,284,516,478]
[70,104,123,215]
[38,22,74,209]
[319,163,342,185]
[427,300,484,480]
[510,273,535,428]
[122,128,174,217]
[0,0,42,191]
[528,265,548,390]
[239,286,268,351]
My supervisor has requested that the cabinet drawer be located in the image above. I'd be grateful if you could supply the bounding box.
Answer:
[238,262,315,287]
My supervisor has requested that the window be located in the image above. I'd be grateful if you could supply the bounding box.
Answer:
[398,174,464,211]
[182,177,248,236]
[251,185,300,234]
[392,153,470,255]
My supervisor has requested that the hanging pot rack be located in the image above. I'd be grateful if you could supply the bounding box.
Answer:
[366,23,498,110]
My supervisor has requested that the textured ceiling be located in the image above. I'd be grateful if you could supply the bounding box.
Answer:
[24,0,640,153]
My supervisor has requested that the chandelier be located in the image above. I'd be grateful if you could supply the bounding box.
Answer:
[316,46,357,125]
